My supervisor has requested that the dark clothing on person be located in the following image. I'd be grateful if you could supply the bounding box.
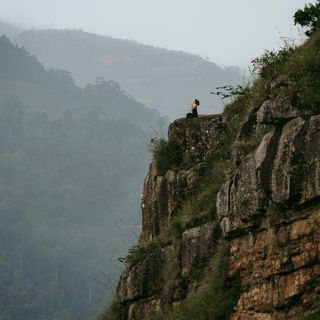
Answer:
[186,99,199,118]
[186,108,198,118]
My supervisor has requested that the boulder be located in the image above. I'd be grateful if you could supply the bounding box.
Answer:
[257,94,300,125]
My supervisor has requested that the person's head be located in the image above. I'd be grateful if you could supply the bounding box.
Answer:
[194,99,200,106]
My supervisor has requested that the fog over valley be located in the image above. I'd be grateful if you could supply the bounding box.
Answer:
[0,1,312,318]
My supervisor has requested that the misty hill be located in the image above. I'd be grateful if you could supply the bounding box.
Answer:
[0,20,21,40]
[0,34,168,130]
[13,29,243,119]
[0,35,168,320]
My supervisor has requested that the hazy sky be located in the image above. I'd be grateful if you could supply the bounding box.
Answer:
[0,0,314,68]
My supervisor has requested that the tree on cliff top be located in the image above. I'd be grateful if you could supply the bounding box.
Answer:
[294,0,320,36]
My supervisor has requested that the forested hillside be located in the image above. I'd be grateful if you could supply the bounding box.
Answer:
[0,35,168,320]
[14,29,243,119]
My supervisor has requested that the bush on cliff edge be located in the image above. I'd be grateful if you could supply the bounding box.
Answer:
[149,137,183,175]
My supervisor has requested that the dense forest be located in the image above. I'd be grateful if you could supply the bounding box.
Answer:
[0,35,169,320]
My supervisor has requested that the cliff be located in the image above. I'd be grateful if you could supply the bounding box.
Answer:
[101,30,320,320]
[218,94,320,319]
[114,97,320,319]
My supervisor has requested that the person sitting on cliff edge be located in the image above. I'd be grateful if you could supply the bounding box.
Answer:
[186,99,199,118]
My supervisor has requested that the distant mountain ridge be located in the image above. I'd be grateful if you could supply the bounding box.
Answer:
[13,28,243,119]
[0,20,21,39]
[0,34,168,130]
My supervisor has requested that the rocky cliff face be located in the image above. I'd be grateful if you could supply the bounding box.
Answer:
[140,114,227,243]
[116,92,320,319]
[218,93,320,319]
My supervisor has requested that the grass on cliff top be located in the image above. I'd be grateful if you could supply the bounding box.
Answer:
[124,123,244,268]
[250,29,320,114]
[124,78,257,268]
[98,297,125,320]
[149,137,184,175]
[127,23,320,269]
[101,26,320,320]
[281,31,320,113]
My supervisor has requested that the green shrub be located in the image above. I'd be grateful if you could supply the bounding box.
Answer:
[149,137,183,175]
[211,84,252,101]
[251,42,295,81]
[281,31,320,113]
[146,240,239,320]
[124,234,168,268]
[302,311,320,320]
[98,297,125,320]
[294,0,320,36]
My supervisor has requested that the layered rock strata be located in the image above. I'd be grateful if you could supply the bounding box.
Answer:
[118,114,227,318]
[140,114,227,242]
[217,94,320,319]
[117,93,320,319]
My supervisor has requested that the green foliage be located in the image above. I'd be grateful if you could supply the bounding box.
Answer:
[0,36,168,320]
[251,42,296,80]
[124,235,168,268]
[275,29,320,113]
[234,124,271,156]
[168,216,185,238]
[243,25,320,113]
[98,297,125,320]
[147,240,239,320]
[122,244,146,267]
[211,84,251,101]
[294,0,320,36]
[149,137,183,175]
[302,311,320,319]
[240,3,320,114]
[101,12,320,320]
